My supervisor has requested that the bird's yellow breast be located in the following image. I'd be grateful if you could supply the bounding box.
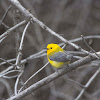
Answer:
[48,58,64,68]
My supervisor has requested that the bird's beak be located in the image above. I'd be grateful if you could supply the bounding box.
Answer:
[44,47,49,50]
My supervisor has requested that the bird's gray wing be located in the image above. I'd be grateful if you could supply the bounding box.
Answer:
[49,52,73,62]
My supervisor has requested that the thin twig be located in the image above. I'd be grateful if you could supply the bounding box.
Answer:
[18,62,49,93]
[70,35,100,43]
[0,58,15,66]
[0,66,14,75]
[14,70,23,95]
[0,58,16,66]
[0,20,10,28]
[0,5,12,26]
[15,21,30,69]
[3,75,18,79]
[75,67,100,100]
[81,35,100,59]
[25,49,46,61]
[0,20,27,43]
[64,75,85,88]
[57,35,100,47]
[0,70,20,78]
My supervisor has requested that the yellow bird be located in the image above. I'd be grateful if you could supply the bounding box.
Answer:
[47,43,74,68]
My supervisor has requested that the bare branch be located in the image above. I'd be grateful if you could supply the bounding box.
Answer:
[0,49,46,78]
[18,62,49,93]
[14,70,23,95]
[7,52,100,100]
[70,35,100,43]
[0,20,10,28]
[0,66,14,75]
[81,35,100,59]
[0,20,27,43]
[75,67,100,100]
[0,58,16,67]
[15,21,30,69]
[3,75,18,79]
[0,5,12,26]
[63,75,85,88]
[9,0,99,58]
[0,58,15,66]
[0,70,20,78]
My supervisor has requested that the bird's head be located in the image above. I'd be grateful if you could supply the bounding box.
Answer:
[47,43,63,55]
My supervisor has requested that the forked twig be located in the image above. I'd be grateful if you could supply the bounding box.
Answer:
[15,21,30,69]
[0,5,12,26]
[0,20,27,43]
[75,67,100,100]
[81,35,100,59]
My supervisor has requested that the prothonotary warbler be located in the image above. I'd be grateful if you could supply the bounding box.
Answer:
[47,43,74,68]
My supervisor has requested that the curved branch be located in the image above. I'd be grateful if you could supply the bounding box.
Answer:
[9,0,99,59]
[7,52,100,100]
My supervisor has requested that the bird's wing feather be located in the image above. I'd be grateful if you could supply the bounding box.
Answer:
[49,52,73,62]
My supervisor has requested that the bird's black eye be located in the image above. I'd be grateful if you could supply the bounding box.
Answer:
[51,47,52,49]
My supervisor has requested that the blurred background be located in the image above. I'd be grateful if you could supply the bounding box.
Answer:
[0,0,100,100]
